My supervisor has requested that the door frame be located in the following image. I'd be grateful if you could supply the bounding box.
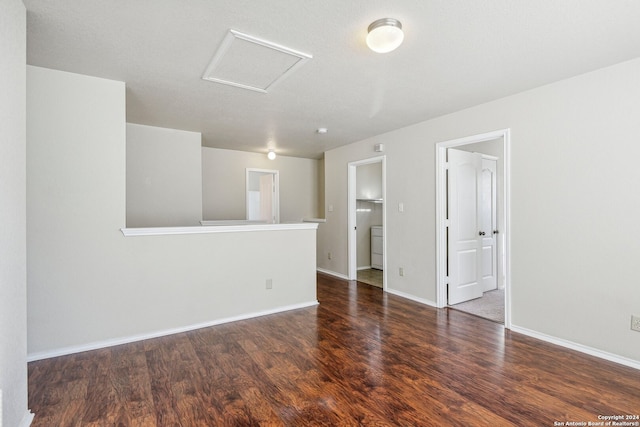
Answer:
[435,129,512,328]
[347,156,386,289]
[246,168,280,223]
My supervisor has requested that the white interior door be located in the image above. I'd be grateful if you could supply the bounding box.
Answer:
[259,174,274,223]
[481,157,498,291]
[447,149,483,305]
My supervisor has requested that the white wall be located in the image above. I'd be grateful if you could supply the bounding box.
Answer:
[356,162,382,200]
[27,65,127,355]
[0,1,31,426]
[27,66,317,359]
[126,123,203,227]
[319,57,640,364]
[202,147,321,222]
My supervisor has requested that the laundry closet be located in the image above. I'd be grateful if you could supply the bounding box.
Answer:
[355,161,383,287]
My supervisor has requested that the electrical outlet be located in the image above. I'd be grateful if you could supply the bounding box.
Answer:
[328,252,332,260]
[399,267,404,277]
[631,315,640,332]
[266,279,272,290]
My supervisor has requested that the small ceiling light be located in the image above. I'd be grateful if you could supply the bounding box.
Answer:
[366,18,404,53]
[267,149,276,160]
[317,127,328,134]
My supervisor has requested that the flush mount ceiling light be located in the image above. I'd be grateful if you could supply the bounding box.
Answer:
[366,18,404,53]
[267,149,276,160]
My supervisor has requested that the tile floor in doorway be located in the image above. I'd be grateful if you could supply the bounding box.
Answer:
[357,268,383,288]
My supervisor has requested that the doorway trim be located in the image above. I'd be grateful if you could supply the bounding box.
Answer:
[435,129,512,328]
[246,168,280,223]
[348,156,386,290]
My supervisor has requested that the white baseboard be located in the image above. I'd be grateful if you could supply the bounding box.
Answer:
[27,301,319,362]
[357,266,371,271]
[316,269,438,308]
[316,268,350,281]
[385,288,438,308]
[19,410,34,427]
[510,325,640,371]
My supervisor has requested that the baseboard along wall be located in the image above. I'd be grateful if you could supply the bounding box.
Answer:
[27,301,318,362]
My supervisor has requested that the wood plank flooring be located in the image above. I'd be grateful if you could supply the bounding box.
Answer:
[29,273,640,426]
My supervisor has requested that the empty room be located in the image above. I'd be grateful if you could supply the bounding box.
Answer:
[2,1,640,426]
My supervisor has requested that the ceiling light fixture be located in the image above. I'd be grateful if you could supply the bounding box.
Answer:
[317,127,328,134]
[366,18,404,53]
[267,149,276,160]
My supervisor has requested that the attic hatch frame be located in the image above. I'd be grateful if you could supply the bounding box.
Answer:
[202,29,312,93]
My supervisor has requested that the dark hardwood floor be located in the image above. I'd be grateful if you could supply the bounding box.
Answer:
[29,273,640,426]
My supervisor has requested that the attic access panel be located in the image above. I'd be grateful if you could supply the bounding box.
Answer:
[202,29,312,93]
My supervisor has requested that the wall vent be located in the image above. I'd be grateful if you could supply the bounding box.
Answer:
[202,30,312,93]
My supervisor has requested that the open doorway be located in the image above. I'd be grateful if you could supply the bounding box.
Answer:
[348,156,386,290]
[246,168,279,223]
[436,129,511,327]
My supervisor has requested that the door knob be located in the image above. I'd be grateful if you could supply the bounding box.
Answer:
[479,231,485,236]
[493,230,499,234]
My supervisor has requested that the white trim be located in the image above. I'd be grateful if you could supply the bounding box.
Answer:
[510,325,640,371]
[200,220,267,226]
[347,156,387,291]
[348,164,356,279]
[302,218,326,223]
[357,266,372,271]
[385,288,438,308]
[27,301,319,362]
[317,267,438,308]
[481,153,499,161]
[202,29,312,93]
[504,132,512,327]
[18,410,35,427]
[435,129,512,329]
[435,145,448,307]
[121,222,317,237]
[316,268,350,281]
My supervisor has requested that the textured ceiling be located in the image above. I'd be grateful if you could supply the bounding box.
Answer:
[25,0,640,159]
